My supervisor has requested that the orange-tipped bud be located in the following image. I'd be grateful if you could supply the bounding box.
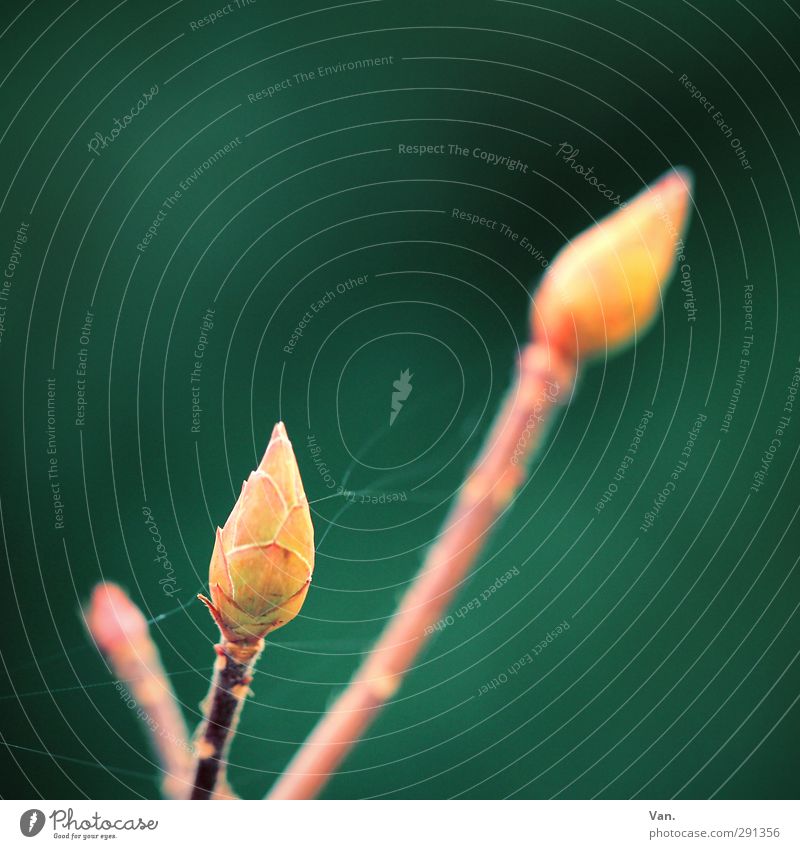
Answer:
[200,423,315,643]
[533,167,693,361]
[85,582,150,655]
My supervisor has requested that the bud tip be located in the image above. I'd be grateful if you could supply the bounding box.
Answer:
[271,421,288,442]
[84,582,148,654]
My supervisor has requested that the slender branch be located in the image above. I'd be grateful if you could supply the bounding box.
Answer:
[268,341,577,800]
[190,638,263,800]
[85,583,195,800]
[267,167,693,800]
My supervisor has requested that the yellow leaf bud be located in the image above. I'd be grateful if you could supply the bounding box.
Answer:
[532,167,694,361]
[200,422,315,643]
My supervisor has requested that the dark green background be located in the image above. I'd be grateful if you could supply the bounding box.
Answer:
[0,0,798,800]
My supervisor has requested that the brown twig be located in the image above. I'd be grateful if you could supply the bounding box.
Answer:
[268,342,576,800]
[190,638,263,800]
[85,583,195,800]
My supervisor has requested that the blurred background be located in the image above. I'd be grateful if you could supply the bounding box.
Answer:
[0,0,798,800]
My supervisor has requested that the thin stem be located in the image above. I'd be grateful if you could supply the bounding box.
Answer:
[85,583,195,800]
[191,638,263,800]
[268,340,577,800]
